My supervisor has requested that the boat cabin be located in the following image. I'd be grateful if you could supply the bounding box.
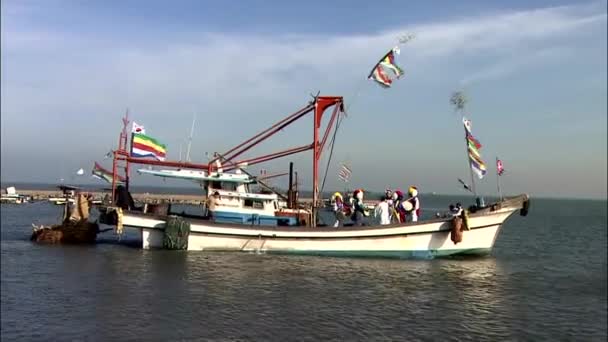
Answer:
[136,168,300,226]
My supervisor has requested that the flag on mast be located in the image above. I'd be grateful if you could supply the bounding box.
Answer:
[92,162,125,184]
[338,163,352,182]
[132,122,146,134]
[496,158,505,176]
[130,133,167,161]
[463,117,487,179]
[368,46,405,88]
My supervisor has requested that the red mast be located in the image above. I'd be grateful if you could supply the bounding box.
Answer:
[109,96,345,225]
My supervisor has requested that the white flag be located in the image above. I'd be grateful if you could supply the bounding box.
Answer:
[462,117,472,134]
[76,168,84,176]
[132,122,146,134]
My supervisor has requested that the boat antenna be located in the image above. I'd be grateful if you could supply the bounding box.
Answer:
[185,113,197,162]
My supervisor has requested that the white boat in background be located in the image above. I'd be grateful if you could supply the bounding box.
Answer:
[48,197,76,205]
[1,187,31,204]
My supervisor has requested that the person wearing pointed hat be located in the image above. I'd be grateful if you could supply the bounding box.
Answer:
[332,192,346,227]
[392,190,406,223]
[406,186,421,222]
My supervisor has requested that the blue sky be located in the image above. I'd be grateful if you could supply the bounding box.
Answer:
[1,0,606,199]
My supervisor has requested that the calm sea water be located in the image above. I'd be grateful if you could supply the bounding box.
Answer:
[1,196,606,341]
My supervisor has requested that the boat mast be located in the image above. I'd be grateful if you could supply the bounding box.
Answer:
[112,109,130,202]
[464,124,477,198]
[451,92,477,197]
[496,157,503,200]
[185,113,196,162]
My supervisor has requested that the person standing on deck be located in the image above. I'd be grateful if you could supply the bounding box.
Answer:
[385,189,395,222]
[374,195,390,225]
[332,192,346,227]
[455,202,463,216]
[385,189,394,207]
[406,186,421,222]
[207,191,221,218]
[392,190,406,223]
[351,189,369,226]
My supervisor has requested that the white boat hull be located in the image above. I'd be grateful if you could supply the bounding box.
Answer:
[110,195,529,258]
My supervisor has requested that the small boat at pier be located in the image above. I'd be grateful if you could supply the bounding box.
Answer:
[1,187,32,204]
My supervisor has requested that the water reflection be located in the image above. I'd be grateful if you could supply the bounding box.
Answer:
[2,201,606,340]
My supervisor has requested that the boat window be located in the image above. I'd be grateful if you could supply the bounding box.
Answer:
[274,201,278,210]
[222,182,237,191]
[244,198,264,209]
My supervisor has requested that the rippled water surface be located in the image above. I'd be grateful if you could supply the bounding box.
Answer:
[1,197,606,341]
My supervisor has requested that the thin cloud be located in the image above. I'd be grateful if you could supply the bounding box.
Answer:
[1,2,606,197]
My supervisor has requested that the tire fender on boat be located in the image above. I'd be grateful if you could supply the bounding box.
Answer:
[520,199,530,217]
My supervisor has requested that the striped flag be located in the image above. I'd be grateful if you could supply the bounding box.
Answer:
[370,65,392,88]
[380,50,404,78]
[92,162,125,184]
[368,46,405,88]
[338,163,352,182]
[463,117,487,179]
[131,133,167,161]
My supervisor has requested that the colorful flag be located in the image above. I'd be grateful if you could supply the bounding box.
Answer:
[132,122,146,134]
[380,50,404,78]
[369,65,392,88]
[131,133,167,161]
[467,134,482,159]
[462,117,472,134]
[463,118,486,179]
[367,46,405,88]
[469,152,487,179]
[92,162,125,184]
[497,158,505,176]
[338,163,352,182]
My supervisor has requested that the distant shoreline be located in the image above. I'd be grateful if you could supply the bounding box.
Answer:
[1,182,606,201]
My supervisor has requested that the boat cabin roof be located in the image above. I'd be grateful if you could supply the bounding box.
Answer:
[137,168,255,184]
[211,189,278,201]
[58,185,81,192]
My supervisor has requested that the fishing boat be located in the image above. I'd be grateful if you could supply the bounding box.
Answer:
[48,197,75,205]
[0,187,31,204]
[97,95,530,258]
[48,189,75,205]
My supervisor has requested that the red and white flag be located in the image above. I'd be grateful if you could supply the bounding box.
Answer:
[132,122,146,134]
[496,158,505,176]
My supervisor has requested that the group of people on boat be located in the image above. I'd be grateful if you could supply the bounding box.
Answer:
[331,186,421,227]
